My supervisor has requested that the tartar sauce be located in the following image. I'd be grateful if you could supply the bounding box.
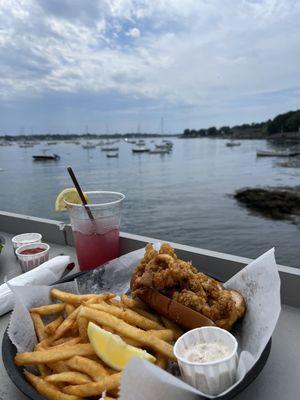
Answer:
[183,342,230,363]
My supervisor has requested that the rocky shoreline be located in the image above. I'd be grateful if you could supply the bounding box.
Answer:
[234,187,300,220]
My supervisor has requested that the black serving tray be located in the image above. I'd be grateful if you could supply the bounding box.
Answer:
[2,267,272,400]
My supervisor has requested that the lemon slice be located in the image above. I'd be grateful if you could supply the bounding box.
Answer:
[87,322,156,371]
[55,188,89,211]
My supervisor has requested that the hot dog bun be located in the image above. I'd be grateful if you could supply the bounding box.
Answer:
[138,288,215,330]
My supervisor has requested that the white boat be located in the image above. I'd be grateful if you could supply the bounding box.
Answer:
[149,149,170,154]
[256,149,300,157]
[132,146,150,153]
[124,139,136,144]
[226,141,241,147]
[82,142,96,149]
[155,142,173,150]
[19,143,34,148]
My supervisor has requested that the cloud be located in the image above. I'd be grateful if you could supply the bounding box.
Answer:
[126,27,140,38]
[0,0,300,132]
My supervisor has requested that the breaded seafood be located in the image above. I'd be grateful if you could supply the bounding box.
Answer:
[131,243,245,330]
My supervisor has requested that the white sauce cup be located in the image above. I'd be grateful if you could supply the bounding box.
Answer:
[12,233,42,252]
[174,326,238,396]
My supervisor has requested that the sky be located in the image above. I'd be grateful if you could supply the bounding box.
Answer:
[0,0,300,134]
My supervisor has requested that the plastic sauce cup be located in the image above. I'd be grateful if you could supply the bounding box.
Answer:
[12,233,42,252]
[174,326,238,396]
[15,243,50,273]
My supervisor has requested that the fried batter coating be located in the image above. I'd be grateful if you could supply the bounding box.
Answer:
[131,243,245,330]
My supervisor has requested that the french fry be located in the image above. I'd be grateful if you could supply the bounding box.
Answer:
[63,372,121,397]
[30,303,66,316]
[47,360,71,373]
[120,294,148,310]
[102,325,115,334]
[89,302,165,330]
[77,316,89,342]
[38,363,52,376]
[148,329,174,342]
[66,355,109,381]
[84,293,115,305]
[15,343,95,366]
[121,336,141,348]
[49,307,80,342]
[160,316,183,340]
[51,289,114,305]
[45,371,92,385]
[30,312,47,341]
[65,304,75,316]
[155,354,168,369]
[79,307,175,360]
[24,371,80,400]
[108,298,123,307]
[44,316,64,336]
[50,336,80,347]
[132,307,161,322]
[50,337,81,349]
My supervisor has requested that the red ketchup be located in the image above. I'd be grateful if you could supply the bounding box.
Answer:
[20,247,45,255]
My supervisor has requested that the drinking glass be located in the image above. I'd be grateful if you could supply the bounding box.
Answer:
[65,191,125,271]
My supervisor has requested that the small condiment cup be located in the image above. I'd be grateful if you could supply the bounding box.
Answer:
[12,233,42,253]
[174,326,238,396]
[15,243,50,273]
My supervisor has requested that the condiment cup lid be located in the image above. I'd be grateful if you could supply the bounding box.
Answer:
[12,233,42,244]
[174,326,238,366]
[15,242,50,257]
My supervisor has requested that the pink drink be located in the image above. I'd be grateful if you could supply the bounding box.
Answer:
[73,228,119,271]
[65,191,125,272]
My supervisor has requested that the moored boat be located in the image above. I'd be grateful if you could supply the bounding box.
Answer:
[256,149,300,157]
[226,141,241,147]
[132,146,150,153]
[106,152,119,158]
[101,146,119,151]
[32,153,60,161]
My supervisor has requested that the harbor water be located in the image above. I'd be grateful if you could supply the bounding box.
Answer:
[0,138,299,267]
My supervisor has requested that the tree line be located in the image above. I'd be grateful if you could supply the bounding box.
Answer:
[182,109,300,137]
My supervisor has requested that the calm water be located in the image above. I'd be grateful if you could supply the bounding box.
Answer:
[0,139,299,267]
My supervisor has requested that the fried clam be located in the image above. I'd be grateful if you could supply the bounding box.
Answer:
[131,243,245,330]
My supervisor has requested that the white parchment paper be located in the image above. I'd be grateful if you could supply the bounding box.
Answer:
[7,246,281,400]
[0,255,70,316]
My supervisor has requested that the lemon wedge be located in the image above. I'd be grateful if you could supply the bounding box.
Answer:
[55,188,89,211]
[87,322,156,371]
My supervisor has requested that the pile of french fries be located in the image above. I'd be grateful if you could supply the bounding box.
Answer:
[14,289,183,400]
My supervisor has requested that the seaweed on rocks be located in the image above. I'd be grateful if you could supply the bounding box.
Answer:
[234,187,300,220]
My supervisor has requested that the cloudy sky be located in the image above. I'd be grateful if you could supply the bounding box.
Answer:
[0,0,300,134]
